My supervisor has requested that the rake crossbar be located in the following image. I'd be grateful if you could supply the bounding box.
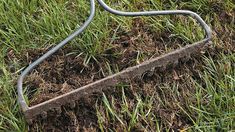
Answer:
[17,0,212,123]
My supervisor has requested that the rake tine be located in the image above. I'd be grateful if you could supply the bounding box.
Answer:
[17,0,212,124]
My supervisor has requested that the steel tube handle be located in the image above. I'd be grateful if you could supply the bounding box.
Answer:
[17,0,212,113]
[97,0,212,41]
[17,0,96,111]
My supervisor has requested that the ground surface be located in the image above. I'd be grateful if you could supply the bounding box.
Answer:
[0,0,234,132]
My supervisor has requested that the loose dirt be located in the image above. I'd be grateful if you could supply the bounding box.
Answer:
[27,52,208,132]
[23,18,184,106]
[9,15,232,131]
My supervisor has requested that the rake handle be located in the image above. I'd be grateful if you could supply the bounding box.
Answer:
[17,0,212,120]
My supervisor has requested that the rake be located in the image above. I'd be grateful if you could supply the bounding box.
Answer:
[17,0,212,124]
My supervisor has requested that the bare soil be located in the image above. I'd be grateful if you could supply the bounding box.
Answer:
[8,15,232,131]
[27,51,208,132]
[23,18,184,106]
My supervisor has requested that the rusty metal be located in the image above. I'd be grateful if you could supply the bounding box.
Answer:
[17,0,212,124]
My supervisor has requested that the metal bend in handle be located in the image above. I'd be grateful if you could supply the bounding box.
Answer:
[97,0,212,40]
[18,0,212,112]
[17,0,96,112]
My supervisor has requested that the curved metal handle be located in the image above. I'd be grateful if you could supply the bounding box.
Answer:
[17,0,212,112]
[17,0,96,111]
[97,0,212,41]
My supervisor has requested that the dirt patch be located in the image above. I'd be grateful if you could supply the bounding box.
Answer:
[19,18,198,131]
[12,15,232,131]
[29,45,233,132]
[95,60,203,131]
[22,18,184,106]
[28,54,208,131]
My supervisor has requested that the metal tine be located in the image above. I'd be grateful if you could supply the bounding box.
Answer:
[24,41,209,124]
[17,0,212,123]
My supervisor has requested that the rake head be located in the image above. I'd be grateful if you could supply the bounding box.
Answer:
[17,0,212,124]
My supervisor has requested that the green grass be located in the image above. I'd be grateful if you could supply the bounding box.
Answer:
[191,53,235,131]
[94,53,235,131]
[0,0,234,131]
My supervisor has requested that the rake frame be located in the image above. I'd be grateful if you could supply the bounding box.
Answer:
[17,0,212,123]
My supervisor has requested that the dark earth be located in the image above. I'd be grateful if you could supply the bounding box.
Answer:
[5,10,233,131]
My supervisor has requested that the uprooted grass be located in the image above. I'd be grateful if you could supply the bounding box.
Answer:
[0,0,234,131]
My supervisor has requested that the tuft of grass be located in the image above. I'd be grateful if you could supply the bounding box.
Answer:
[0,62,27,131]
[96,86,159,131]
[189,53,235,131]
[95,53,235,131]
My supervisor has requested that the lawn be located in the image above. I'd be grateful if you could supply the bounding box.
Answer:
[0,0,234,131]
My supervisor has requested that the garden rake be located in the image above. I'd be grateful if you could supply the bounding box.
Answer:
[17,0,212,124]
